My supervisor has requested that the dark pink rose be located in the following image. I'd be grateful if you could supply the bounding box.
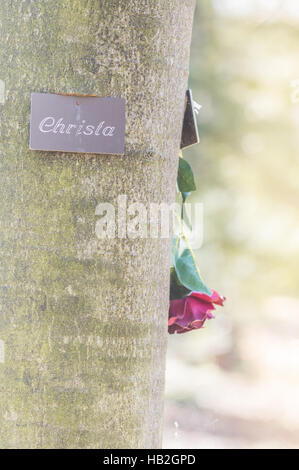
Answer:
[168,290,225,334]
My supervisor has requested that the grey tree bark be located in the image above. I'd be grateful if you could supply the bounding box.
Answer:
[0,0,195,448]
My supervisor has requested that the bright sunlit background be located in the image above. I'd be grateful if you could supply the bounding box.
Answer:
[163,0,299,449]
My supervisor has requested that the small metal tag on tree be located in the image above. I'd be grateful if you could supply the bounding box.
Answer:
[180,89,201,149]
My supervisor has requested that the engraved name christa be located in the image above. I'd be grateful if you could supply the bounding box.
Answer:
[38,117,115,137]
[30,93,126,155]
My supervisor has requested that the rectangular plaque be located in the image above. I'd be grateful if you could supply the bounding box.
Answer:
[30,93,126,155]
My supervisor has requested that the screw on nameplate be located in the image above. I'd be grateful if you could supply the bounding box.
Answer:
[180,89,200,149]
[30,92,126,155]
[0,340,4,363]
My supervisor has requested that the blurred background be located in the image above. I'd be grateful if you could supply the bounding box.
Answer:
[163,0,299,449]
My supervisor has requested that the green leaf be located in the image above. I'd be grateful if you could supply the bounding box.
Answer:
[175,249,212,295]
[177,158,196,194]
[170,267,191,300]
[172,235,212,296]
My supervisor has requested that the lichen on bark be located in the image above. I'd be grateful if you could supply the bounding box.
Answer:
[0,0,195,448]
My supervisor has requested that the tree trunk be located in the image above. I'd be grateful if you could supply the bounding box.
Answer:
[0,0,195,449]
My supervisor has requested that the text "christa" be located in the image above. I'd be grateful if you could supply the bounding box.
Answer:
[38,117,115,137]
